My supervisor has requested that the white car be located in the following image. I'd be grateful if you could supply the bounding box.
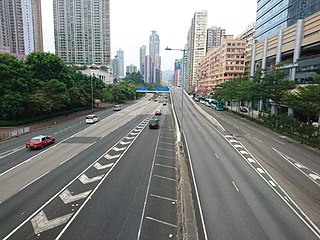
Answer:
[86,114,99,124]
[113,105,122,111]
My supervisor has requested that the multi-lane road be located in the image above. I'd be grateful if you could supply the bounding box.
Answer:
[0,96,177,240]
[1,90,320,240]
[171,87,320,240]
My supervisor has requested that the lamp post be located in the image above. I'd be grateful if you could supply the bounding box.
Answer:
[90,75,94,112]
[165,46,204,144]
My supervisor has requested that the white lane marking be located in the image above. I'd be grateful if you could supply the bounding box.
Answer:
[247,158,255,163]
[226,121,231,124]
[31,210,73,235]
[104,153,120,160]
[234,144,243,148]
[0,146,25,159]
[153,174,176,182]
[82,141,96,151]
[257,168,265,174]
[258,131,268,136]
[146,216,177,228]
[215,153,219,159]
[155,163,176,170]
[59,189,91,204]
[59,153,79,166]
[242,130,249,135]
[253,137,264,143]
[125,136,135,140]
[269,180,276,187]
[157,147,175,152]
[120,140,131,145]
[113,147,126,152]
[130,132,139,136]
[234,125,240,129]
[156,154,175,159]
[150,194,176,202]
[20,171,50,191]
[240,150,248,155]
[158,141,173,145]
[294,163,307,169]
[159,136,173,140]
[94,162,114,170]
[225,135,233,138]
[78,174,104,184]
[309,174,320,181]
[272,138,285,145]
[232,181,239,192]
[229,139,238,143]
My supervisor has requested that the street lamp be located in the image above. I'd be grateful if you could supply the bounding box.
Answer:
[90,75,94,112]
[165,46,204,144]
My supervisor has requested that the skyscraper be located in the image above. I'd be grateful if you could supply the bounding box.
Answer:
[139,45,146,76]
[149,31,161,83]
[0,0,43,57]
[186,10,207,92]
[206,26,226,53]
[53,0,111,65]
[117,49,124,78]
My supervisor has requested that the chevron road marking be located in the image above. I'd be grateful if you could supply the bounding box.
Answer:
[309,174,320,181]
[120,140,131,145]
[113,146,126,151]
[130,132,139,136]
[104,153,120,160]
[125,136,135,140]
[59,189,91,204]
[94,162,114,170]
[31,210,73,234]
[79,174,104,184]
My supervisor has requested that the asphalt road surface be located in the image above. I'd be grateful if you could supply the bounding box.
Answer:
[171,88,320,240]
[0,96,178,240]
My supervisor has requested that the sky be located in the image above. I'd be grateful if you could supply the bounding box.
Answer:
[41,0,257,71]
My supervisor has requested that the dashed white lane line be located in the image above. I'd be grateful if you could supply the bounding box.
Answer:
[155,163,176,170]
[240,150,248,155]
[247,158,256,163]
[253,137,264,143]
[156,154,175,159]
[153,174,176,182]
[232,181,239,192]
[269,180,277,187]
[272,138,285,145]
[234,144,243,148]
[150,194,177,203]
[215,153,219,159]
[146,216,177,228]
[257,168,265,174]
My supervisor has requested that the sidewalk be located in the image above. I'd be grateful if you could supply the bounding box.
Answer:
[0,103,112,142]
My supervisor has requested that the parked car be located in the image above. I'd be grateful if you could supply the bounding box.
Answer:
[86,114,99,123]
[149,119,160,129]
[155,109,161,115]
[26,135,55,150]
[113,105,121,111]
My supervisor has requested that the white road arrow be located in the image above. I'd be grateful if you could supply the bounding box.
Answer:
[79,174,104,184]
[31,210,73,234]
[59,189,91,204]
[309,173,320,181]
[104,153,120,160]
[94,162,114,170]
[113,146,126,151]
[120,140,131,145]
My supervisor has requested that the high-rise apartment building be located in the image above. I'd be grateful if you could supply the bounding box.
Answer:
[206,26,226,53]
[237,23,255,77]
[174,59,181,87]
[198,35,246,96]
[117,49,124,78]
[53,0,111,65]
[126,64,137,74]
[0,0,43,57]
[186,10,208,92]
[140,45,146,76]
[112,55,119,80]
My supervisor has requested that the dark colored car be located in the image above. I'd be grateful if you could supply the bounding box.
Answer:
[240,107,248,113]
[149,119,160,129]
[26,135,55,150]
[162,102,167,106]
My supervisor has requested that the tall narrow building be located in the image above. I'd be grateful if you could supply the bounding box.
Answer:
[149,31,161,83]
[117,49,124,78]
[139,45,146,77]
[186,10,207,92]
[206,26,225,53]
[0,0,43,57]
[53,0,111,65]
